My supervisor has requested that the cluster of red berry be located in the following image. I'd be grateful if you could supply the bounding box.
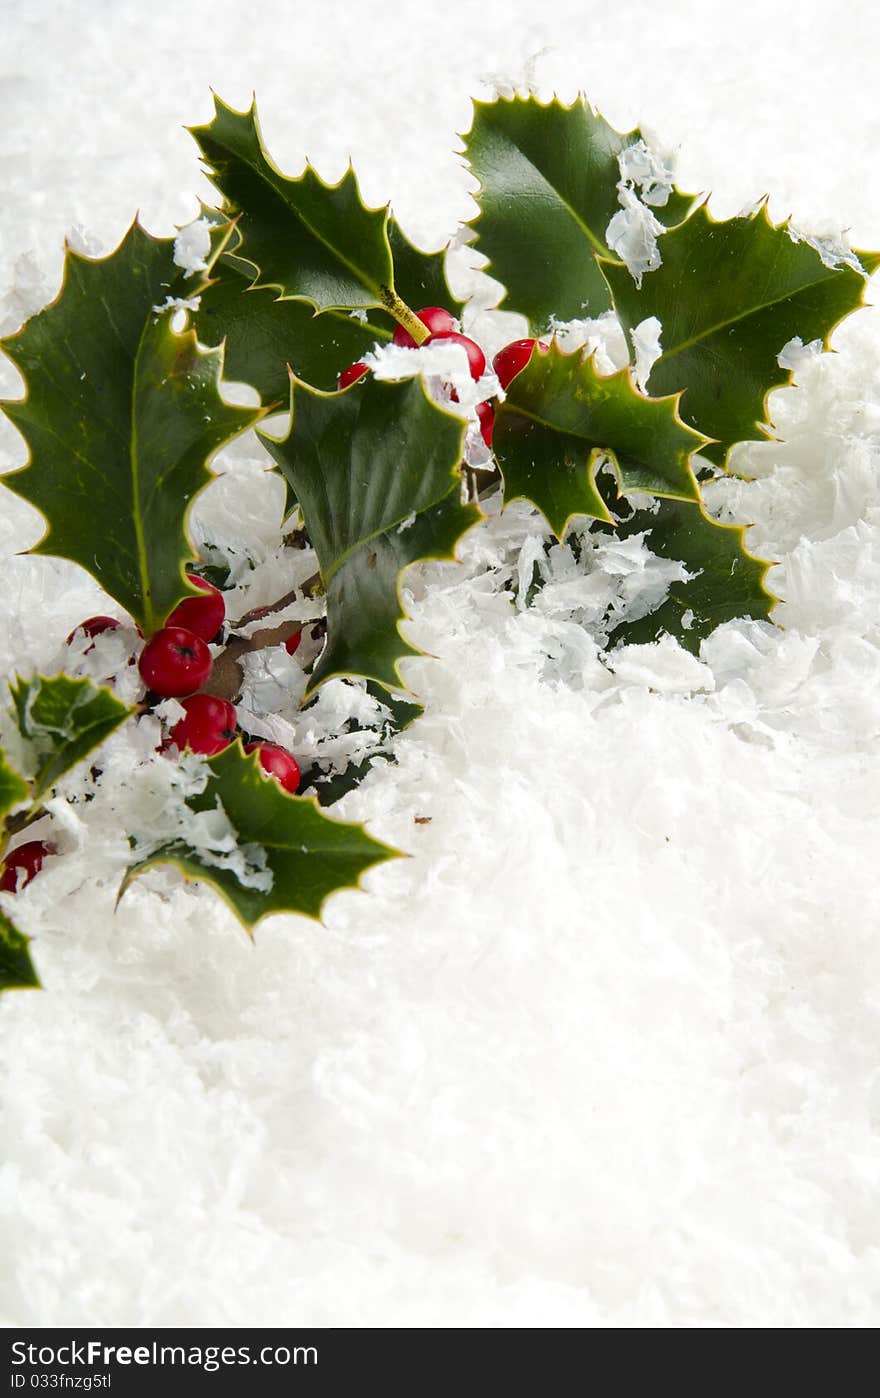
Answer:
[0,578,303,897]
[338,307,543,446]
[136,579,302,786]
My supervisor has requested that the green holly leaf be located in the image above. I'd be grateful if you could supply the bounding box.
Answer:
[464,94,694,328]
[9,674,132,799]
[196,257,391,402]
[0,907,40,994]
[262,376,478,693]
[493,341,704,537]
[599,204,880,465]
[0,750,29,820]
[191,95,404,321]
[121,743,396,930]
[387,221,462,318]
[1,223,262,634]
[605,496,776,651]
[195,218,461,402]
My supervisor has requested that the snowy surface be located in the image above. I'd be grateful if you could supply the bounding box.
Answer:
[2,0,880,1329]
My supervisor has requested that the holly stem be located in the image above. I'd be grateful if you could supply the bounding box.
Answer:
[379,289,429,345]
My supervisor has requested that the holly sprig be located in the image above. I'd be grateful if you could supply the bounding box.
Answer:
[1,88,875,993]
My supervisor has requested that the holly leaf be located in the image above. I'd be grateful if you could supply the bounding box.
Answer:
[191,95,402,318]
[464,94,694,328]
[493,340,705,537]
[0,750,29,820]
[196,258,390,401]
[0,907,40,994]
[121,743,396,930]
[195,220,461,403]
[599,204,880,465]
[1,222,262,634]
[9,674,132,799]
[605,496,776,652]
[387,222,462,318]
[262,376,478,693]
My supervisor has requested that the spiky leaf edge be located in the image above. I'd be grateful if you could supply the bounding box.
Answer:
[597,199,880,469]
[117,742,401,935]
[0,219,264,634]
[494,341,712,540]
[462,90,698,324]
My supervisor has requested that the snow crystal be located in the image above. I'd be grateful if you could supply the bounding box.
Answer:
[364,338,499,413]
[606,187,665,286]
[631,315,663,391]
[172,217,212,277]
[788,220,867,274]
[184,801,273,893]
[608,634,714,693]
[151,293,201,317]
[237,644,309,720]
[151,697,186,727]
[547,310,629,374]
[777,335,824,372]
[617,137,677,209]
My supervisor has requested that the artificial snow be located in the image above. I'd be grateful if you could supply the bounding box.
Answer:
[631,315,663,392]
[617,137,678,209]
[777,335,824,373]
[2,0,880,1331]
[548,310,629,372]
[172,217,212,277]
[606,187,665,287]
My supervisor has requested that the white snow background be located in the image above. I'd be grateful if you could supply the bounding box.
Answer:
[2,0,880,1327]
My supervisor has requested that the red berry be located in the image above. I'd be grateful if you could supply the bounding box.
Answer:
[338,361,369,389]
[424,331,486,381]
[392,306,457,350]
[244,742,301,794]
[0,840,54,894]
[167,575,225,642]
[476,401,495,448]
[284,629,302,656]
[493,339,540,390]
[169,693,237,756]
[138,626,212,698]
[66,616,122,645]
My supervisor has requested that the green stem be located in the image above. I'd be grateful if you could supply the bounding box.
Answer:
[379,288,429,345]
